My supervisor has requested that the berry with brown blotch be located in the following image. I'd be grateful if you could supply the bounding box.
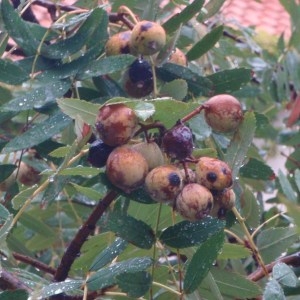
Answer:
[175,183,214,221]
[169,48,187,66]
[130,20,166,56]
[17,161,41,186]
[145,165,183,204]
[105,30,132,56]
[106,145,149,193]
[180,168,196,184]
[131,141,165,170]
[162,122,193,160]
[195,157,233,191]
[95,103,138,147]
[203,94,243,133]
[213,188,236,211]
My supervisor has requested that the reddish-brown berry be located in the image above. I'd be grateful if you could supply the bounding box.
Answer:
[17,161,41,186]
[95,104,138,147]
[106,146,149,193]
[176,183,213,221]
[145,165,183,204]
[203,94,243,133]
[195,157,232,191]
[169,48,187,66]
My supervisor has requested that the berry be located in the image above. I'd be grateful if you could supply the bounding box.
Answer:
[106,145,149,193]
[213,188,236,210]
[203,94,243,133]
[87,139,115,168]
[105,31,132,56]
[145,165,183,204]
[131,141,165,170]
[95,104,138,147]
[128,59,153,83]
[130,20,166,56]
[162,122,193,160]
[195,157,232,191]
[17,161,41,186]
[169,48,187,66]
[124,58,154,98]
[175,183,213,221]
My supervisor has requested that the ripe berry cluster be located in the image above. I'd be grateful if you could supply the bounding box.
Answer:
[88,93,244,222]
[105,19,187,98]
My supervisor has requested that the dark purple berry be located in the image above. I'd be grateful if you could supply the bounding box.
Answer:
[128,59,153,83]
[88,139,115,168]
[162,122,193,160]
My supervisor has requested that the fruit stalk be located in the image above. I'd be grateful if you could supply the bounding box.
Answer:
[180,105,204,123]
[232,207,269,277]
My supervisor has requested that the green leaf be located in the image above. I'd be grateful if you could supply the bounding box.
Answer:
[263,278,285,300]
[183,230,225,294]
[2,111,72,153]
[0,59,29,85]
[40,8,105,59]
[48,145,72,158]
[156,63,213,97]
[200,267,262,299]
[0,203,10,220]
[197,0,226,21]
[273,262,298,287]
[57,98,99,125]
[295,169,300,192]
[160,79,188,100]
[87,257,152,291]
[26,233,56,251]
[19,212,55,237]
[217,243,251,260]
[257,227,298,264]
[163,0,205,33]
[186,26,224,61]
[59,166,101,177]
[1,0,40,55]
[0,164,16,182]
[117,271,151,298]
[70,183,102,201]
[240,157,276,180]
[39,280,83,298]
[0,214,13,245]
[159,217,225,249]
[0,290,29,300]
[207,68,252,94]
[89,238,128,271]
[107,213,155,249]
[278,169,298,203]
[11,186,38,210]
[1,80,70,112]
[77,54,136,80]
[241,188,261,229]
[225,111,256,179]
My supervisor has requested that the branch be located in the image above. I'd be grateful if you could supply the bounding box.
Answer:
[12,252,56,276]
[248,252,300,282]
[53,190,118,282]
[0,269,32,292]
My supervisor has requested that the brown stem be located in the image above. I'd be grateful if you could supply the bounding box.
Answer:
[0,269,32,292]
[12,252,56,275]
[180,105,205,123]
[53,190,118,283]
[248,251,300,282]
